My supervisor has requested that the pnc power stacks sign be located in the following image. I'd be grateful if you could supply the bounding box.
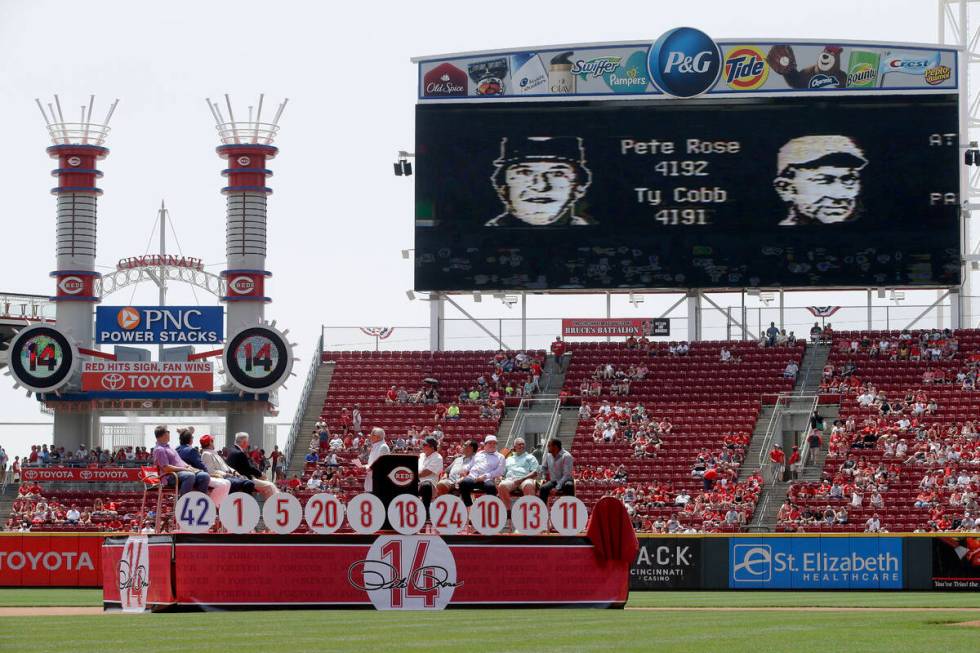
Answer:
[95,306,223,345]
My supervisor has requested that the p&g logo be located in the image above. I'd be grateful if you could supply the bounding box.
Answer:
[732,544,772,582]
[648,27,721,97]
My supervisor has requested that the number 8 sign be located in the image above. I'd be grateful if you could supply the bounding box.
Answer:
[347,493,385,534]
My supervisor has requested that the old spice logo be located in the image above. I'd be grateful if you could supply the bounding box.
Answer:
[230,276,255,295]
[424,63,467,97]
[388,466,414,486]
[58,276,85,295]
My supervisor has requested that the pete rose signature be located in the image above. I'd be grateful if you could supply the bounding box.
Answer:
[117,560,150,591]
[347,560,464,592]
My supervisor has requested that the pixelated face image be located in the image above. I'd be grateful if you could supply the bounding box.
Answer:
[776,164,861,224]
[500,161,581,225]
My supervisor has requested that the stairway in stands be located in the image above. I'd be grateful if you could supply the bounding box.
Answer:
[285,361,336,479]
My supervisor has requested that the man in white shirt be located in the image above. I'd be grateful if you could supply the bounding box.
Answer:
[417,437,443,517]
[357,427,391,493]
[307,472,323,491]
[66,506,80,524]
[437,440,478,496]
[459,435,505,506]
[865,513,882,533]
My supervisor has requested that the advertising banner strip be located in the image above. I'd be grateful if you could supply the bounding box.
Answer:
[95,306,224,345]
[81,361,214,393]
[19,466,143,482]
[0,534,103,587]
[562,318,669,338]
[417,36,958,100]
[931,536,980,590]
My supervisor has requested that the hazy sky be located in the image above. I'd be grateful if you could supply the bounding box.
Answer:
[0,0,962,459]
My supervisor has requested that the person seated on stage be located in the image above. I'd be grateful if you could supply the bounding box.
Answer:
[176,427,232,506]
[437,440,478,496]
[538,439,575,502]
[221,433,278,498]
[417,437,443,517]
[458,435,505,507]
[151,425,210,497]
[497,437,538,511]
[198,435,257,498]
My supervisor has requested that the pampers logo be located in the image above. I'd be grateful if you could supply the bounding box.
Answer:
[648,27,722,98]
[603,51,650,94]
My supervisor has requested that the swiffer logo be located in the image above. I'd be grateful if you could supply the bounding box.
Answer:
[732,545,772,581]
[647,27,721,98]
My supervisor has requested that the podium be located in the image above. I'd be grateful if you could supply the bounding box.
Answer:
[370,453,419,508]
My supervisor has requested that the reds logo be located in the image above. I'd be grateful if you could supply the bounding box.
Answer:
[388,467,414,487]
[229,276,255,295]
[58,276,85,295]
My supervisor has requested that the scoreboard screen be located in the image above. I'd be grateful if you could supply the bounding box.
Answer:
[414,94,960,290]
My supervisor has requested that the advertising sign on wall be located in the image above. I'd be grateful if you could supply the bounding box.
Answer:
[562,318,670,338]
[20,467,142,482]
[0,535,103,587]
[932,536,980,590]
[95,306,223,345]
[630,538,701,589]
[728,537,903,589]
[81,361,214,393]
[416,32,958,100]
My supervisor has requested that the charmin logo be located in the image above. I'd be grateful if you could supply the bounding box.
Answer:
[229,276,255,295]
[925,65,952,85]
[388,466,414,487]
[101,373,125,390]
[423,63,468,97]
[808,73,840,89]
[648,27,722,97]
[732,545,772,581]
[116,307,141,330]
[723,46,768,90]
[58,276,85,295]
[571,56,622,79]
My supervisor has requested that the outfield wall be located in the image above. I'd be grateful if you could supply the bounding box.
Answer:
[631,534,980,591]
[1,532,977,591]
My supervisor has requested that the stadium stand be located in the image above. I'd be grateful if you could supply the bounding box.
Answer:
[560,339,803,533]
[780,328,980,533]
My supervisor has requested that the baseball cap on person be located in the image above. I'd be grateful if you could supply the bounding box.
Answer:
[423,436,438,449]
[200,435,214,449]
[484,435,497,443]
[494,136,586,166]
[776,135,867,175]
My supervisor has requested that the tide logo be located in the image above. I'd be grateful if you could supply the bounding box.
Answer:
[57,276,85,295]
[388,467,414,487]
[116,307,141,330]
[723,46,768,90]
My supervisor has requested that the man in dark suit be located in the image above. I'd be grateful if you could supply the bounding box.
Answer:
[226,432,278,498]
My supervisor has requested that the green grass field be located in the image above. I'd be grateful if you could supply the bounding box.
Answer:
[0,590,978,653]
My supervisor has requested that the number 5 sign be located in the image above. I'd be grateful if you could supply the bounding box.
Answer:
[350,535,460,610]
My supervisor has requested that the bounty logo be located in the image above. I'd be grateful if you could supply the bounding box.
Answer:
[846,50,880,88]
[723,46,769,90]
[648,27,722,98]
[732,544,772,582]
[116,307,141,330]
[602,51,650,93]
[571,56,621,80]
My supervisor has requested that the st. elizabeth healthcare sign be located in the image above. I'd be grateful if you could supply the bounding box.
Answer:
[729,537,902,589]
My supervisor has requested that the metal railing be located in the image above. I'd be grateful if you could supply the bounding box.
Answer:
[757,393,790,474]
[543,399,563,450]
[283,334,323,467]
